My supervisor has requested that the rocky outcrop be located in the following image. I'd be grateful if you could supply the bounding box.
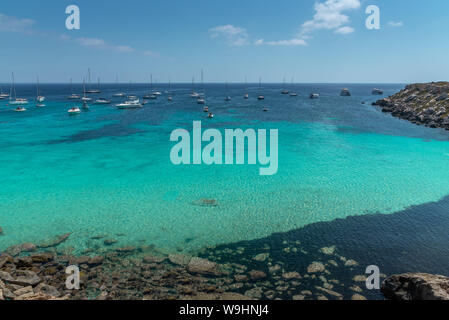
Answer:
[373,82,449,129]
[381,273,449,300]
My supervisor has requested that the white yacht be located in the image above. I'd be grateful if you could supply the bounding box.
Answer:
[0,84,9,99]
[372,88,384,95]
[81,79,92,102]
[309,93,320,99]
[340,88,351,96]
[116,98,142,109]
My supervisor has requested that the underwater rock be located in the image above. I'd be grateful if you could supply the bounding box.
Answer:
[187,257,221,276]
[320,246,336,255]
[10,270,41,287]
[35,283,60,297]
[381,273,449,300]
[38,233,71,248]
[307,262,325,273]
[344,259,359,267]
[248,270,267,281]
[351,294,367,300]
[5,243,37,256]
[244,287,263,299]
[90,235,107,240]
[87,256,104,266]
[0,226,3,235]
[143,255,167,264]
[192,198,219,207]
[104,239,118,246]
[253,253,269,262]
[282,272,301,280]
[30,253,53,264]
[168,254,192,266]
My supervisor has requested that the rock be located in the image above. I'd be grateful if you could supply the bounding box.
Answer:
[0,289,3,300]
[13,286,34,297]
[115,246,137,254]
[0,271,15,282]
[253,253,269,262]
[282,272,301,280]
[316,286,343,299]
[320,246,336,255]
[268,264,281,274]
[35,283,60,297]
[38,233,71,248]
[344,259,359,267]
[168,254,192,266]
[307,262,325,273]
[87,256,104,266]
[143,255,167,264]
[381,273,449,300]
[353,275,366,282]
[187,257,221,276]
[292,295,305,300]
[350,285,363,293]
[244,287,263,299]
[219,292,253,300]
[351,294,367,300]
[10,270,41,287]
[234,274,248,282]
[104,239,118,246]
[30,253,53,264]
[248,270,267,281]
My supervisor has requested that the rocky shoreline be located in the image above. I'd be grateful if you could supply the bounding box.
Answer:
[0,233,377,300]
[373,82,449,129]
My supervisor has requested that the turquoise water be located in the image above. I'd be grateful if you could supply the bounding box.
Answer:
[1,83,449,254]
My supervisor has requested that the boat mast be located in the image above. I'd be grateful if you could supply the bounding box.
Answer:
[12,72,16,100]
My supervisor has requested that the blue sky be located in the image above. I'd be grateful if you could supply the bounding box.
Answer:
[1,0,448,83]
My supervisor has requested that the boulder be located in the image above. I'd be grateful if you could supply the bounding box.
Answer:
[187,257,221,276]
[248,270,267,281]
[382,273,449,300]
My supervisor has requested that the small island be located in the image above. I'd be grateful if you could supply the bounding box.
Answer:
[373,82,449,129]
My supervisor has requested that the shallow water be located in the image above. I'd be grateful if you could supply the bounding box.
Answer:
[1,83,449,259]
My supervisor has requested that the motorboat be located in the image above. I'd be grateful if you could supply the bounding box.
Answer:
[68,107,81,115]
[309,93,319,99]
[116,98,142,109]
[82,101,89,110]
[14,106,27,112]
[203,106,209,112]
[197,97,205,104]
[244,93,249,99]
[340,88,351,96]
[10,98,29,105]
[258,95,265,100]
[372,88,383,95]
[208,112,214,118]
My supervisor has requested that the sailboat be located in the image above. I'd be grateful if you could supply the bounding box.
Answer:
[0,82,9,99]
[84,68,100,94]
[224,82,231,101]
[36,76,45,107]
[144,75,157,99]
[197,70,206,104]
[9,73,29,107]
[289,78,298,97]
[81,78,92,102]
[68,78,81,100]
[113,76,126,97]
[167,80,173,102]
[281,78,289,94]
[190,77,200,98]
[244,77,249,99]
[257,77,265,100]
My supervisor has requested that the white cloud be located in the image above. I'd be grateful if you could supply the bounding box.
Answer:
[334,26,354,34]
[76,37,107,47]
[256,38,307,46]
[209,24,249,46]
[0,13,35,33]
[300,0,360,36]
[388,21,403,27]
